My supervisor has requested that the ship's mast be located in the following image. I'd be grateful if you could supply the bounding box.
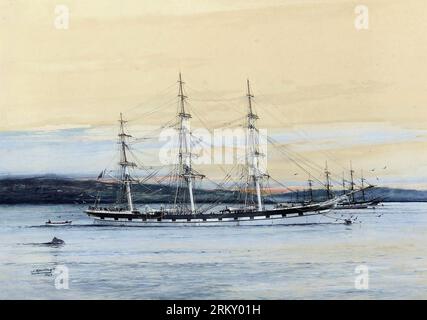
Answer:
[360,169,366,201]
[308,175,314,203]
[325,161,333,199]
[245,80,263,211]
[349,161,355,202]
[175,73,202,213]
[118,113,136,212]
[342,172,346,196]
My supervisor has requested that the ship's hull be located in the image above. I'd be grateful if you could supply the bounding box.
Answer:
[90,211,338,226]
[334,203,369,210]
[45,221,72,226]
[334,199,382,210]
[85,203,345,226]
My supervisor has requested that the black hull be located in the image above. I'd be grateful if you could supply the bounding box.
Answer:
[85,202,336,224]
[335,198,383,210]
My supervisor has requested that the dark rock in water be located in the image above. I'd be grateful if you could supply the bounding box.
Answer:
[41,237,65,246]
[50,237,65,245]
[21,237,65,246]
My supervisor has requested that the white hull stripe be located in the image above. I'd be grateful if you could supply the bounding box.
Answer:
[88,210,333,226]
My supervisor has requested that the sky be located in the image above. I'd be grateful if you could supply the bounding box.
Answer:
[1,0,427,189]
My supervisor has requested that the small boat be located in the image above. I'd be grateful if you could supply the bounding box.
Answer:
[45,220,72,226]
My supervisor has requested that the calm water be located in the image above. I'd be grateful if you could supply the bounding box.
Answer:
[0,203,426,299]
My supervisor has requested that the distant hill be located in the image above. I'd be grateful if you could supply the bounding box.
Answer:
[0,176,425,204]
[0,176,236,204]
[273,187,427,203]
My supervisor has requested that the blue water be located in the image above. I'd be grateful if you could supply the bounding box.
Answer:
[0,203,426,299]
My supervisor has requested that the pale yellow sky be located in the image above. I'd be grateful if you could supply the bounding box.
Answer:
[1,0,427,188]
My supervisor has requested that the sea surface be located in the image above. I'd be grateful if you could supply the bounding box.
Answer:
[0,202,426,299]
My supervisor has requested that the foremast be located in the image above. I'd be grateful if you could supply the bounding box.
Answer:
[175,73,204,213]
[325,161,333,199]
[245,80,267,211]
[360,169,366,201]
[118,113,136,212]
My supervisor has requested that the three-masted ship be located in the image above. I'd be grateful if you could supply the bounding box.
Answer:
[85,74,356,226]
[332,164,382,210]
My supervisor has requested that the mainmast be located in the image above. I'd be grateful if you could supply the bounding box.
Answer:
[175,73,203,213]
[308,175,314,203]
[245,79,264,211]
[325,161,333,199]
[118,113,136,212]
[342,172,346,196]
[349,161,355,202]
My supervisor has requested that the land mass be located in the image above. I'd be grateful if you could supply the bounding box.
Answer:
[0,176,425,204]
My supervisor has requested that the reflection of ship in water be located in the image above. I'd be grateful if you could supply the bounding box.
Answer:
[85,74,378,226]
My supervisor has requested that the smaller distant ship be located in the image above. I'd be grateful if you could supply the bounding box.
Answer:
[282,163,382,210]
[326,163,382,210]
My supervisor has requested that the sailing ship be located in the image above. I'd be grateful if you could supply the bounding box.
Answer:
[85,74,362,226]
[334,164,382,210]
